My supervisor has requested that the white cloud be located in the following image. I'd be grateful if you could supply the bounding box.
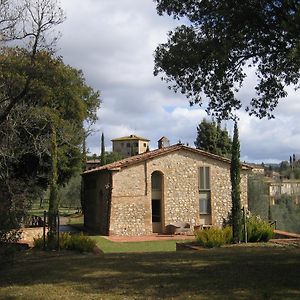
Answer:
[58,0,300,163]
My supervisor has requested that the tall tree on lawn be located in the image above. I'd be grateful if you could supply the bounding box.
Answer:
[231,121,242,243]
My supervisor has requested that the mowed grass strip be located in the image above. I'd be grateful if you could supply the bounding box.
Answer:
[1,247,300,300]
[91,236,193,253]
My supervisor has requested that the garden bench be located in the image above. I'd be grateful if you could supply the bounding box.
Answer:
[165,222,191,235]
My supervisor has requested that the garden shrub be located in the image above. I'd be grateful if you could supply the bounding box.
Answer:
[67,233,96,252]
[246,216,274,242]
[195,226,232,248]
[33,232,96,252]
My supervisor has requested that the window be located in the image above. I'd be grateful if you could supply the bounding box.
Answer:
[151,172,162,190]
[126,142,131,148]
[199,166,210,190]
[143,143,147,147]
[199,167,211,214]
[134,142,138,147]
[199,192,210,214]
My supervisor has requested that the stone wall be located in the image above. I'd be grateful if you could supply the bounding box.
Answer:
[109,163,152,236]
[107,149,249,236]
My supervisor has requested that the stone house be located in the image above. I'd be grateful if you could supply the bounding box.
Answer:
[111,134,150,158]
[82,144,251,236]
[267,179,300,205]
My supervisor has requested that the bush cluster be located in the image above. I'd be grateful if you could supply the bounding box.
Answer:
[195,226,232,248]
[246,216,274,242]
[195,215,274,248]
[34,232,96,252]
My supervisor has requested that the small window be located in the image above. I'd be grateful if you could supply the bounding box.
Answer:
[126,143,130,148]
[199,166,210,190]
[143,143,147,147]
[134,142,138,147]
[199,167,211,214]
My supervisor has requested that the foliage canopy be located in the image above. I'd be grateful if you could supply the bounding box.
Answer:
[154,0,300,120]
[195,119,232,157]
[0,48,100,244]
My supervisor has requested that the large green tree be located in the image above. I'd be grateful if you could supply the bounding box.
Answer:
[154,0,300,120]
[0,48,100,244]
[195,119,232,157]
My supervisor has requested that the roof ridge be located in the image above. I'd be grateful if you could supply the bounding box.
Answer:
[83,144,252,175]
[111,134,150,141]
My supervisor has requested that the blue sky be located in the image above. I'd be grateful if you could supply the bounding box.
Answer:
[57,0,300,164]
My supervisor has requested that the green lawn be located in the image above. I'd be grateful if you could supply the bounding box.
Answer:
[1,247,300,299]
[91,236,193,253]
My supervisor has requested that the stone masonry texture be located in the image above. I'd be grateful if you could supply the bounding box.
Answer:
[84,148,249,236]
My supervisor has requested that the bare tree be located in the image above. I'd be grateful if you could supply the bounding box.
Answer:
[0,0,22,43]
[0,0,65,125]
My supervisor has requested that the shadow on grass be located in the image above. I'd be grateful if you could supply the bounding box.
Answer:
[1,248,300,299]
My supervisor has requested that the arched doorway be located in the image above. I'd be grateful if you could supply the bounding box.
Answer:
[151,171,164,233]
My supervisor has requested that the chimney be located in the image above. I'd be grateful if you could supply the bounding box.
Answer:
[158,136,170,149]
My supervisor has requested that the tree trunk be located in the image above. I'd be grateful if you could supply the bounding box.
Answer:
[48,124,59,242]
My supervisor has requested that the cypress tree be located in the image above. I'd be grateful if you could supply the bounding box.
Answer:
[100,132,106,166]
[231,121,242,243]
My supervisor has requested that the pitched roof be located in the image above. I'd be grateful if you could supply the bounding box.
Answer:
[111,134,150,142]
[83,144,252,175]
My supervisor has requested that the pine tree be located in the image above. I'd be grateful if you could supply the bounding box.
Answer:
[231,121,242,243]
[195,119,232,157]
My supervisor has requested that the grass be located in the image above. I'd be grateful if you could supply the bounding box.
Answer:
[91,236,191,253]
[1,247,300,299]
[67,213,84,226]
[66,216,191,253]
[29,208,79,217]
